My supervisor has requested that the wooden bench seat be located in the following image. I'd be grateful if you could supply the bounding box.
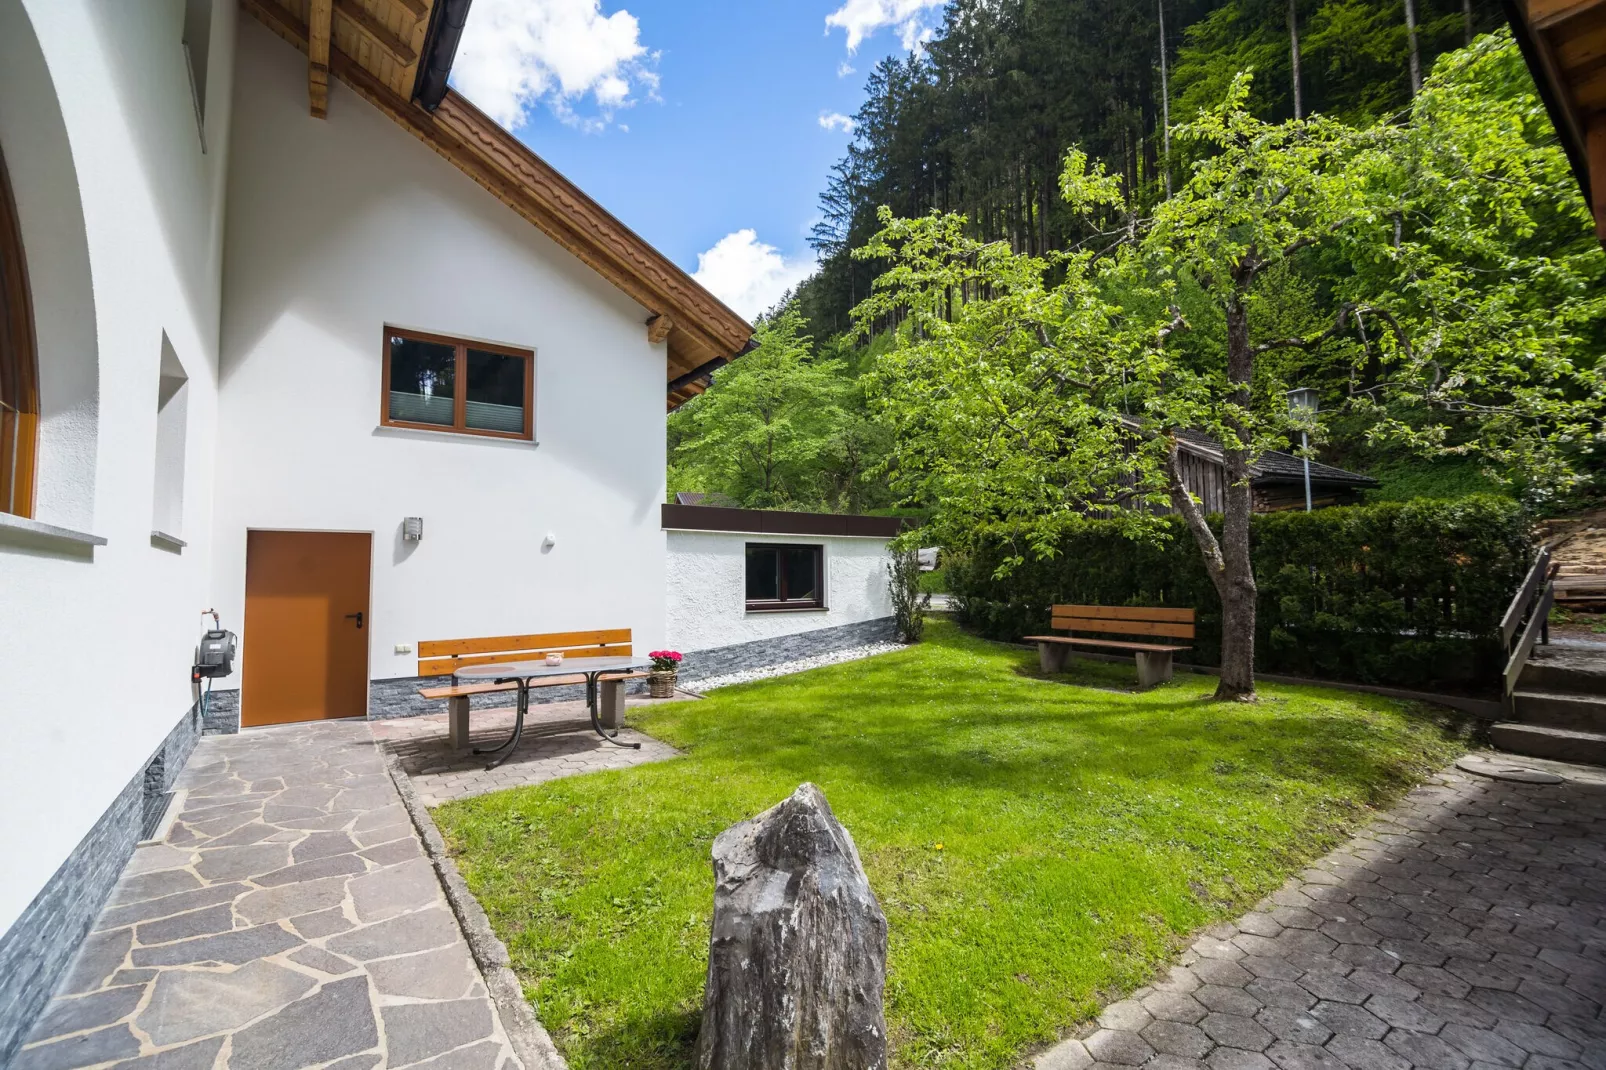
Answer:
[1024,604,1195,689]
[415,629,643,749]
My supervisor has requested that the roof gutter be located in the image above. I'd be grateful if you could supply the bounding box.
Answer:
[666,337,759,399]
[411,0,474,112]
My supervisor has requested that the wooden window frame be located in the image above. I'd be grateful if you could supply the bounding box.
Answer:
[0,145,39,519]
[745,542,826,612]
[380,326,535,441]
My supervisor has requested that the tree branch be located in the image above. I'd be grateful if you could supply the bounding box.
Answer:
[1166,437,1226,578]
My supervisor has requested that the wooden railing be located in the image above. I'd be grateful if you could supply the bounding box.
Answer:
[1501,547,1555,702]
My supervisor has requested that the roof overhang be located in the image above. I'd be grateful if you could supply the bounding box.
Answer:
[240,0,753,409]
[1505,0,1606,244]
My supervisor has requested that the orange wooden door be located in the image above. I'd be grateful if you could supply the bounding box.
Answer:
[242,530,372,727]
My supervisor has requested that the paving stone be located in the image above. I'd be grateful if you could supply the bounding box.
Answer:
[1096,1001,1151,1032]
[1246,978,1315,1011]
[287,945,357,977]
[1197,985,1264,1017]
[1242,956,1304,981]
[1365,994,1445,1032]
[135,904,235,946]
[366,944,480,1000]
[130,923,300,968]
[398,1039,507,1070]
[11,1024,142,1070]
[1143,991,1208,1024]
[1253,1008,1332,1047]
[1439,1024,1530,1067]
[1395,963,1472,997]
[290,906,355,939]
[383,997,499,1066]
[24,985,145,1042]
[1489,1019,1583,1059]
[1206,1048,1275,1070]
[348,858,440,923]
[1034,1038,1092,1070]
[1297,972,1372,1005]
[1516,978,1601,1018]
[138,959,317,1046]
[1201,1014,1272,1052]
[1417,992,1497,1028]
[1264,1040,1346,1070]
[358,837,421,866]
[108,869,204,906]
[236,874,352,925]
[193,843,292,881]
[1137,1018,1213,1059]
[99,883,245,930]
[253,852,367,888]
[1082,1029,1154,1066]
[55,927,133,996]
[325,906,461,961]
[1322,1035,1412,1070]
[1384,1030,1473,1070]
[1306,999,1385,1039]
[227,976,378,1070]
[1193,959,1254,987]
[105,1035,225,1068]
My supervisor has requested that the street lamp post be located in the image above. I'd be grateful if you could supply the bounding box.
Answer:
[1286,388,1319,513]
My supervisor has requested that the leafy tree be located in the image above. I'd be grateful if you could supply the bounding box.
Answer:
[667,309,847,509]
[855,34,1604,700]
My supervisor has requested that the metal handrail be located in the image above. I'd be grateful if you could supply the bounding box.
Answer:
[1501,547,1555,700]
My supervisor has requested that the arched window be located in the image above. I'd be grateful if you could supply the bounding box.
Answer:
[0,145,37,518]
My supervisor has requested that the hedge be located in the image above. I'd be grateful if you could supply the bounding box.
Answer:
[947,496,1531,691]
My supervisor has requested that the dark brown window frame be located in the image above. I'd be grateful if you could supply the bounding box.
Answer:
[745,542,826,612]
[380,326,535,442]
[0,144,39,519]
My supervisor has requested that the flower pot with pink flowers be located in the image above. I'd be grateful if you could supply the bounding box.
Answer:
[647,650,683,697]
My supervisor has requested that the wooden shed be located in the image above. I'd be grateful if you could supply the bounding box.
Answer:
[1169,430,1379,514]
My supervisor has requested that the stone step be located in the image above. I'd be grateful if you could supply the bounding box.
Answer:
[1517,649,1606,694]
[1511,690,1606,733]
[1490,723,1606,767]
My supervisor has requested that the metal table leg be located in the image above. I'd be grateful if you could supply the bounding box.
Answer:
[587,672,640,749]
[474,677,528,769]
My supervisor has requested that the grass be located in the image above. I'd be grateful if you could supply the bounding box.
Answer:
[435,622,1472,1070]
[919,565,948,594]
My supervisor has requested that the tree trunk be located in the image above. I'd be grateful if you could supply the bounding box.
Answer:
[1288,0,1303,120]
[1159,0,1172,197]
[1405,0,1422,97]
[1463,0,1473,45]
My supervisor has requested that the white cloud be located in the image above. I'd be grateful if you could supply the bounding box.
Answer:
[451,0,658,132]
[692,230,815,321]
[825,0,946,53]
[818,111,856,133]
[837,60,857,77]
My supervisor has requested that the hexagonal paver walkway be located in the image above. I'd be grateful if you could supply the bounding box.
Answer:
[1038,755,1606,1070]
[370,697,683,808]
[13,722,522,1070]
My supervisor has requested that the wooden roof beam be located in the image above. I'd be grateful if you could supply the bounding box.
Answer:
[308,0,332,117]
[1530,0,1606,30]
[335,0,418,65]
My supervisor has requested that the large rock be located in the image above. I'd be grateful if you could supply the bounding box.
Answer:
[696,783,888,1070]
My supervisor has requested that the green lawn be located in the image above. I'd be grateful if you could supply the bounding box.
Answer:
[435,622,1471,1070]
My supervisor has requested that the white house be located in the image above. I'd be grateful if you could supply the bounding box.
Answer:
[0,0,766,1057]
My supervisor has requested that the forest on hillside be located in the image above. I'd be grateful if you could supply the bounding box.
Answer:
[668,0,1604,516]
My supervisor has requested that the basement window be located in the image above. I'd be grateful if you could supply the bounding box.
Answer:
[381,328,534,441]
[746,543,825,611]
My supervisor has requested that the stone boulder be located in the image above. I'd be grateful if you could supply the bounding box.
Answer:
[695,783,888,1070]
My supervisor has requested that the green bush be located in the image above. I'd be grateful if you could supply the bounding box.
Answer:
[948,496,1531,691]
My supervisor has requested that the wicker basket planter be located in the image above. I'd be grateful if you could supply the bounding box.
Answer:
[648,670,678,698]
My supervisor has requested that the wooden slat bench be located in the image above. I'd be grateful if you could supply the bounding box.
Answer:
[417,629,648,749]
[1024,605,1195,689]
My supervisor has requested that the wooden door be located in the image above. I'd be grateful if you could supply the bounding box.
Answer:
[242,530,372,727]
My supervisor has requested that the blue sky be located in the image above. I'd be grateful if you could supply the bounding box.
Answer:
[449,0,946,318]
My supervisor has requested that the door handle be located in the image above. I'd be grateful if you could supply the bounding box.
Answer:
[345,612,364,630]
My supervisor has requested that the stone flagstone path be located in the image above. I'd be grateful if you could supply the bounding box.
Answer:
[14,722,520,1070]
[1038,755,1606,1070]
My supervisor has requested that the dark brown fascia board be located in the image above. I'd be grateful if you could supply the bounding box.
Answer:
[662,503,908,539]
[1504,0,1593,208]
[242,0,753,367]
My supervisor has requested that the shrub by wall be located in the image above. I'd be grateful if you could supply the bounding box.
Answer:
[947,496,1531,691]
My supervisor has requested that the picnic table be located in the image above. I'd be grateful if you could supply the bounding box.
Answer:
[455,655,650,769]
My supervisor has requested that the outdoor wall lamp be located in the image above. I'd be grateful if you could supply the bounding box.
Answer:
[1285,389,1320,513]
[403,517,424,541]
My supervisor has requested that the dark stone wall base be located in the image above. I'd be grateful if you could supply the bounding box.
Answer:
[367,675,648,720]
[201,686,239,735]
[0,702,200,1064]
[679,618,897,683]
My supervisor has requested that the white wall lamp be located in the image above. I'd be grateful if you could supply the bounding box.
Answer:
[403,517,424,542]
[541,532,557,552]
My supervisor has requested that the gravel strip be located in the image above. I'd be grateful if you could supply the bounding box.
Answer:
[681,642,905,692]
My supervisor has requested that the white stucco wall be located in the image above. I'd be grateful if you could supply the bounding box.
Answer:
[665,530,894,652]
[0,0,237,936]
[211,18,669,691]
